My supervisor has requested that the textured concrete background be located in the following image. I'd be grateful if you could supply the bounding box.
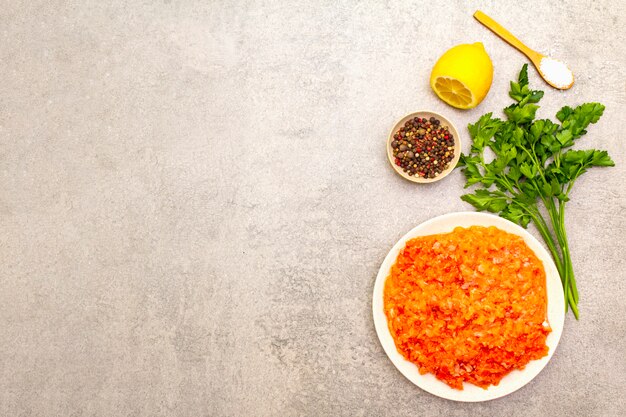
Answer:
[1,1,625,416]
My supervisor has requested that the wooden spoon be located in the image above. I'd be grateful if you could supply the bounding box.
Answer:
[474,10,574,90]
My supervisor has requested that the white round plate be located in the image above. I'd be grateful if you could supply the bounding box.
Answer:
[372,212,565,402]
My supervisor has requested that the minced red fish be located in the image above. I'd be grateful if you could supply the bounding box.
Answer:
[384,226,550,389]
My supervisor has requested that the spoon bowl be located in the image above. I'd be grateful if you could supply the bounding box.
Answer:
[536,56,574,90]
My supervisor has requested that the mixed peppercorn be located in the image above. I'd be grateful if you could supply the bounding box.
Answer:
[391,116,455,179]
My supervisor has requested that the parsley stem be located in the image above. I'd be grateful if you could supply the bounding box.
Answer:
[559,200,579,305]
[568,291,579,319]
[526,207,565,276]
[546,197,579,318]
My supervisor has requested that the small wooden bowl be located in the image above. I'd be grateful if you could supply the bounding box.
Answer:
[387,110,461,183]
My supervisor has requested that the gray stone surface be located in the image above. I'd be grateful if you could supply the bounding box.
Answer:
[1,1,625,416]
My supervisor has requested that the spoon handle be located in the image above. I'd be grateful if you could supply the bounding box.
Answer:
[474,11,542,63]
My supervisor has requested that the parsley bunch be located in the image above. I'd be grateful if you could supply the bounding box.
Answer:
[459,65,614,318]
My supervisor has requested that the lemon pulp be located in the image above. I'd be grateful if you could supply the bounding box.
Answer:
[433,77,475,108]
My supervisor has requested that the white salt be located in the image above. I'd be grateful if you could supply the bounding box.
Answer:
[539,57,574,88]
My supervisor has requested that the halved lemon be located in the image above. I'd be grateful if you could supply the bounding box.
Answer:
[430,43,493,110]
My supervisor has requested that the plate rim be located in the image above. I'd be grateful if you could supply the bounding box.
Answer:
[372,211,565,402]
